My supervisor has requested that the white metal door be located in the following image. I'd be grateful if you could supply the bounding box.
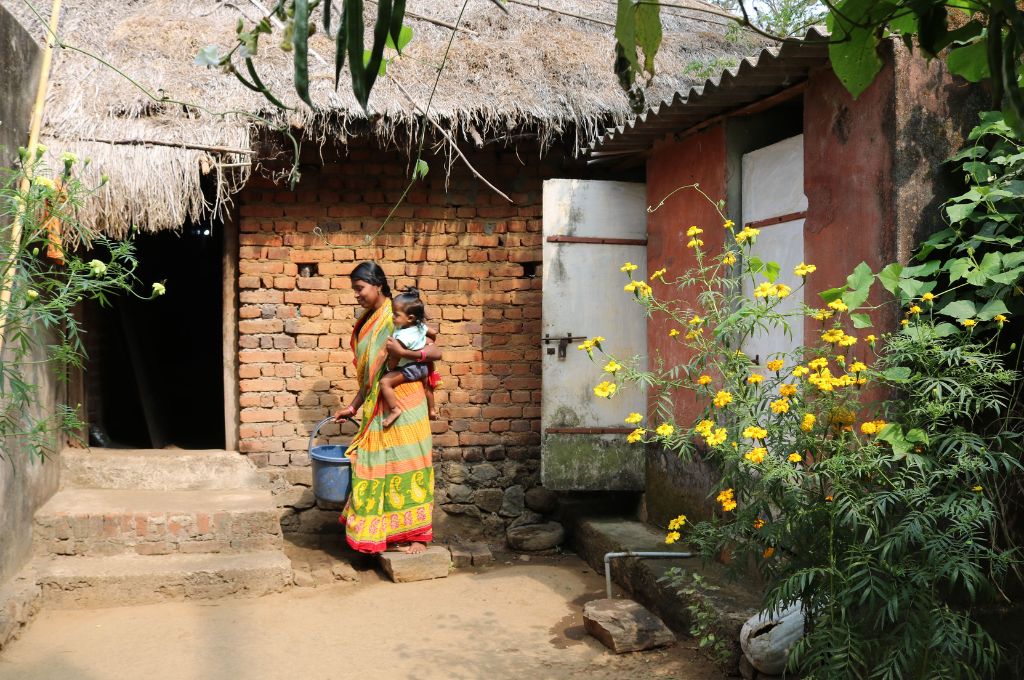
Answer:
[740,135,807,366]
[541,179,648,491]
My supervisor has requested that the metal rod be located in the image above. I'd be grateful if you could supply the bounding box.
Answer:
[603,551,694,599]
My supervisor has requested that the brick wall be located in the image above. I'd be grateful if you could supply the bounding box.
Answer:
[234,140,559,469]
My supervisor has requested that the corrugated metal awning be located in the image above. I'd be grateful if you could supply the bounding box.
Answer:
[588,27,830,162]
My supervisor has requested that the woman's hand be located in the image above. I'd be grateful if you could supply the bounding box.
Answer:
[333,404,357,422]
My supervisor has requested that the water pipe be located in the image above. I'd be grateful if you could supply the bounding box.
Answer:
[603,551,695,599]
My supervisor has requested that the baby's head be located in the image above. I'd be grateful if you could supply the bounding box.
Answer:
[393,288,426,329]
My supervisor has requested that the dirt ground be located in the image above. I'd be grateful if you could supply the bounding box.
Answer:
[0,553,724,680]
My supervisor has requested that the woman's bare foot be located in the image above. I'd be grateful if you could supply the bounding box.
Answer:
[429,410,439,420]
[382,409,403,428]
[405,542,427,554]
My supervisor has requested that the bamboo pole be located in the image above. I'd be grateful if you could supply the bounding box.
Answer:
[0,0,63,356]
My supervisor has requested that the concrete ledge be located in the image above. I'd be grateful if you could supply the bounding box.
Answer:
[0,568,42,652]
[61,448,264,491]
[569,516,761,668]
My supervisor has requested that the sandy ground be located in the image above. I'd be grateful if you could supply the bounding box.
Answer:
[0,554,723,680]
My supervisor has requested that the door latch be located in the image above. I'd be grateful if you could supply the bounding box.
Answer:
[544,333,588,360]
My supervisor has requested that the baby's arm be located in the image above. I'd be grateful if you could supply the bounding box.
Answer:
[385,337,409,370]
[426,327,438,341]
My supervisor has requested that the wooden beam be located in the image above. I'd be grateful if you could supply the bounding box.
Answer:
[79,137,255,155]
[747,210,807,229]
[545,427,634,435]
[222,214,239,452]
[673,81,808,143]
[546,236,648,246]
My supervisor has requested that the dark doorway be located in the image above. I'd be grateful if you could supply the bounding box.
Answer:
[84,222,225,449]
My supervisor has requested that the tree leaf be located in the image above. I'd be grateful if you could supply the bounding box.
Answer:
[819,287,845,303]
[881,367,912,382]
[413,159,429,179]
[829,0,894,98]
[977,298,1009,321]
[634,1,662,76]
[946,201,979,222]
[937,299,977,319]
[293,0,313,108]
[347,0,367,107]
[850,312,873,328]
[614,0,639,93]
[385,24,413,52]
[195,45,221,66]
[388,0,407,53]
[947,258,973,282]
[324,0,332,32]
[847,261,874,290]
[842,286,871,311]
[878,262,902,294]
[334,0,350,89]
[764,261,781,283]
[358,0,392,111]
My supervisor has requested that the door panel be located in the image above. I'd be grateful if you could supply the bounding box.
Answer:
[541,180,648,491]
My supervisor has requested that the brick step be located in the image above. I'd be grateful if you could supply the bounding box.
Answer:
[60,448,265,491]
[34,551,293,609]
[34,488,283,557]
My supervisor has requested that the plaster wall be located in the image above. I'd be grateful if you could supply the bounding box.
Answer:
[0,6,60,586]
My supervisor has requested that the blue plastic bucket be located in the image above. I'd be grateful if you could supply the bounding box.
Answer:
[308,417,352,503]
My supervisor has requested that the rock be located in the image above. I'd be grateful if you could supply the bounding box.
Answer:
[283,467,313,486]
[278,486,316,510]
[470,463,499,483]
[473,488,504,513]
[740,602,804,675]
[481,514,506,537]
[378,546,451,583]
[525,486,558,514]
[293,569,315,588]
[499,485,525,517]
[449,542,492,568]
[330,562,359,582]
[469,543,493,566]
[508,510,544,529]
[739,654,756,680]
[446,483,473,503]
[583,598,676,653]
[450,545,474,568]
[506,522,564,551]
[441,503,481,519]
[447,463,468,484]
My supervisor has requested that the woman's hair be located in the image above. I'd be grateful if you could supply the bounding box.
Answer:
[349,261,392,298]
[393,287,426,323]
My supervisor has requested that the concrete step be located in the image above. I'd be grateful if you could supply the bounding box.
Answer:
[60,448,265,491]
[34,488,283,557]
[34,551,293,609]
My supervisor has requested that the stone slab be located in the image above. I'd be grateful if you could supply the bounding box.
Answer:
[506,522,564,551]
[60,448,264,491]
[378,546,451,583]
[0,567,42,651]
[35,551,293,609]
[450,543,493,568]
[583,598,676,653]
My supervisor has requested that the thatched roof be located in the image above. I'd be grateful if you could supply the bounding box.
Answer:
[3,0,762,235]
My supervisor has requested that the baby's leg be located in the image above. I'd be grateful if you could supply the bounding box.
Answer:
[423,379,438,419]
[380,371,409,428]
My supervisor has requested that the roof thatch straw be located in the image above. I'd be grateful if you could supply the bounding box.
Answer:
[3,0,762,236]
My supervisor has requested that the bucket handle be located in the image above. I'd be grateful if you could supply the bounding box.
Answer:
[307,415,352,456]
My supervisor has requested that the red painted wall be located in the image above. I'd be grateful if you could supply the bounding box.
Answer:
[645,125,728,423]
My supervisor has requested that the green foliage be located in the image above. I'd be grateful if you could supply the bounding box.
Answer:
[660,569,734,668]
[683,56,741,81]
[615,0,663,111]
[1,150,156,460]
[708,0,825,38]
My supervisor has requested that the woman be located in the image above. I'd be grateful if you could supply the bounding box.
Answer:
[333,262,441,554]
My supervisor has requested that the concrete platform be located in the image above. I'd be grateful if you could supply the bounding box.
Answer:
[60,448,264,491]
[34,488,282,557]
[35,551,293,609]
[0,566,42,651]
[378,546,452,583]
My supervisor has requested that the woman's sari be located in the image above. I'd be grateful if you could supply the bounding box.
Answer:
[341,298,434,553]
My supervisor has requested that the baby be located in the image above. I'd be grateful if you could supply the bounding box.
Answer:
[380,288,439,428]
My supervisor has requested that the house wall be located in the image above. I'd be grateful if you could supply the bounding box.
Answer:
[235,138,632,537]
[0,6,59,589]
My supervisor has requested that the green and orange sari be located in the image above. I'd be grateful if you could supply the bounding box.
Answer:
[341,298,434,553]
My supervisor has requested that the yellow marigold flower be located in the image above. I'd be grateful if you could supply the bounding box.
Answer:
[775,284,792,299]
[800,413,816,432]
[667,514,687,530]
[735,226,760,243]
[656,423,675,437]
[594,381,617,399]
[856,377,867,386]
[716,488,737,512]
[705,428,728,447]
[686,225,704,237]
[827,299,848,312]
[627,428,645,444]
[697,375,712,385]
[745,447,767,464]
[687,238,704,249]
[87,259,107,277]
[808,358,828,371]
[972,485,983,492]
[812,309,834,321]
[33,176,56,191]
[685,329,703,340]
[835,355,846,365]
[694,419,715,436]
[747,373,765,385]
[722,252,737,266]
[825,495,833,502]
[763,547,775,559]
[650,268,667,281]
[25,289,39,301]
[624,281,638,293]
[908,305,922,315]
[787,452,802,463]
[901,319,910,327]
[753,282,775,298]
[603,360,622,374]
[664,530,681,545]
[753,518,766,529]
[779,383,798,397]
[838,334,858,347]
[625,412,643,425]
[722,499,737,512]
[792,366,810,378]
[822,329,844,344]
[620,262,638,273]
[593,336,605,343]
[962,318,977,327]
[770,398,791,414]
[689,315,703,326]
[152,282,166,297]
[793,262,817,277]
[742,425,768,440]
[631,281,653,297]
[669,328,680,337]
[922,292,935,302]
[766,359,784,372]
[995,314,1008,326]
[848,361,867,373]
[713,391,733,408]
[723,219,735,230]
[860,421,880,435]
[578,339,594,352]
